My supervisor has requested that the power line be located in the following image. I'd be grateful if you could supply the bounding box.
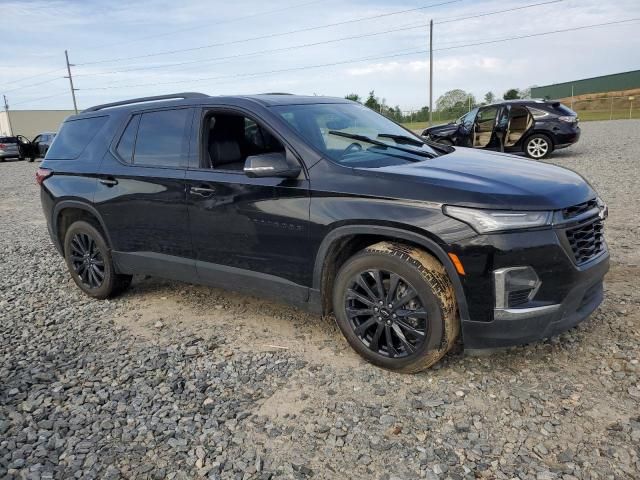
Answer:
[0,68,66,90]
[80,48,427,91]
[434,0,561,24]
[10,91,69,107]
[74,0,462,66]
[1,76,65,95]
[73,0,563,79]
[74,21,428,78]
[88,0,328,50]
[79,17,640,92]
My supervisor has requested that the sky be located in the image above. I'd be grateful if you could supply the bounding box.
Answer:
[1,0,639,111]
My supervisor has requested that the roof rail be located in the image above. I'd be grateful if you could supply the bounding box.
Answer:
[82,92,208,113]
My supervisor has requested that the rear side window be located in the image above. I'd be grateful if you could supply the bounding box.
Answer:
[0,137,17,143]
[132,109,191,167]
[116,114,140,163]
[553,103,576,116]
[529,107,549,119]
[46,116,108,159]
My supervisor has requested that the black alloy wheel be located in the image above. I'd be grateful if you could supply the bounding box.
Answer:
[345,269,428,358]
[333,242,459,373]
[63,220,132,299]
[69,232,105,289]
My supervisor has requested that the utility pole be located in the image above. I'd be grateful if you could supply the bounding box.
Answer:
[3,95,13,135]
[570,85,574,111]
[64,50,78,114]
[428,19,433,126]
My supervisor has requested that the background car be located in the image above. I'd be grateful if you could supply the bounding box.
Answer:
[0,136,22,161]
[30,132,57,160]
[421,100,580,159]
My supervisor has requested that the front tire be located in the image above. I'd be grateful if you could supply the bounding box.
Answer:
[63,221,132,299]
[332,242,459,373]
[524,134,553,159]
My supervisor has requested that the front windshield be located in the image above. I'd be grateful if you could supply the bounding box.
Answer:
[272,103,438,168]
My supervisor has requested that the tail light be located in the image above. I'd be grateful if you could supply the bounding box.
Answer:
[0,143,6,149]
[36,168,53,185]
[558,115,577,123]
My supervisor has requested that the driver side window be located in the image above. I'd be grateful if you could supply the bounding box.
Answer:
[202,112,285,171]
[460,108,478,128]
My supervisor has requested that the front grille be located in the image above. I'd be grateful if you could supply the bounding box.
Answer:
[508,289,532,307]
[562,198,598,219]
[566,219,605,265]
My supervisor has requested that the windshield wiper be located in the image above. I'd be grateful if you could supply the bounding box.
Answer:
[328,131,436,159]
[377,133,424,147]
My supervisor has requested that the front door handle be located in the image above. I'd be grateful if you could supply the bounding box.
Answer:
[190,186,216,196]
[99,177,118,187]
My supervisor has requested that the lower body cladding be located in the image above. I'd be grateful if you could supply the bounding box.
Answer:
[451,223,609,349]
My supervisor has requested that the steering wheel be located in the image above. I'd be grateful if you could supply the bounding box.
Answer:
[342,142,363,157]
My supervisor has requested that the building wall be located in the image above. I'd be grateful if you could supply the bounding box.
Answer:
[0,110,75,138]
[531,70,640,99]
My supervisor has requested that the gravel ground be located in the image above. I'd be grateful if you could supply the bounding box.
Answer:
[1,120,639,480]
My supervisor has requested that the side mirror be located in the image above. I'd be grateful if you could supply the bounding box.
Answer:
[244,151,301,178]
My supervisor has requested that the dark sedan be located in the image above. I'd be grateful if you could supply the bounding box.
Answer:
[422,100,580,159]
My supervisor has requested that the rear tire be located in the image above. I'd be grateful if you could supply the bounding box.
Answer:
[332,241,459,373]
[63,221,132,299]
[524,134,553,159]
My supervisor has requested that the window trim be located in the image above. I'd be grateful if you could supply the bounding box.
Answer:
[109,106,195,169]
[192,105,306,177]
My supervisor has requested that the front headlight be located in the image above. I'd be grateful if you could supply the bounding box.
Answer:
[443,206,552,233]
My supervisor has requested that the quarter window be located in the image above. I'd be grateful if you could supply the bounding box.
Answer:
[133,109,191,167]
[116,114,140,163]
[529,107,549,119]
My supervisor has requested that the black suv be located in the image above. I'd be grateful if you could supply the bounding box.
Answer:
[38,93,608,372]
[422,100,581,159]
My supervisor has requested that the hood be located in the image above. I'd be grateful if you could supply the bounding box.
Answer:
[423,123,457,135]
[368,147,596,210]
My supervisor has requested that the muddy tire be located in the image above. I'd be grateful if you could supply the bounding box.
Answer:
[332,241,459,373]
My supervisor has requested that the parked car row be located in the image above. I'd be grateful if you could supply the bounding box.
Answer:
[0,132,56,162]
[421,100,580,159]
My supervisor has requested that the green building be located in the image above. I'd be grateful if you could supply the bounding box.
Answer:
[531,70,640,99]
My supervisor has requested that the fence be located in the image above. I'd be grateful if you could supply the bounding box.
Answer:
[567,95,638,121]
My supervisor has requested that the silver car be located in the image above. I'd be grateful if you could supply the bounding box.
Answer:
[0,136,21,160]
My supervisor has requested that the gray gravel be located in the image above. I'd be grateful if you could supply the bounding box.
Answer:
[1,120,639,480]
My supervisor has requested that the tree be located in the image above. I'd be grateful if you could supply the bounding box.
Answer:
[345,93,361,103]
[503,88,520,100]
[436,89,476,119]
[364,90,381,111]
[519,87,532,99]
[484,91,496,104]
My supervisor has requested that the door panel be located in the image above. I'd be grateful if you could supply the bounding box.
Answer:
[473,106,499,148]
[94,107,196,279]
[185,168,311,290]
[95,155,191,258]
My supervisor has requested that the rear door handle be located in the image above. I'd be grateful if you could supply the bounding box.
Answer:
[99,178,118,187]
[190,186,216,196]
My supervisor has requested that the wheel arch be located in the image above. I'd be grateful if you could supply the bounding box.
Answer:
[52,201,113,254]
[524,129,555,147]
[312,224,470,323]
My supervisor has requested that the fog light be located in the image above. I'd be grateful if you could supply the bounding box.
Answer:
[494,267,540,309]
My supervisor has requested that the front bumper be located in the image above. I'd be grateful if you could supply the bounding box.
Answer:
[462,252,608,349]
